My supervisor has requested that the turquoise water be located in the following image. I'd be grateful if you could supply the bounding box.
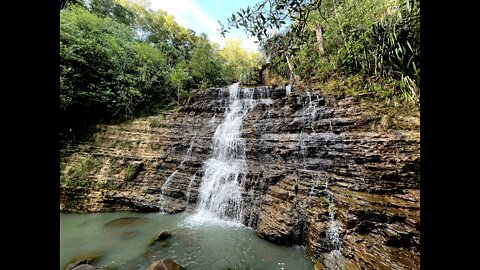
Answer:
[60,212,313,270]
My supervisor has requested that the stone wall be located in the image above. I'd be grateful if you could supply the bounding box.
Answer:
[60,85,420,269]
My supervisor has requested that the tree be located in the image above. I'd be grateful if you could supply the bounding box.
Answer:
[220,38,262,84]
[60,3,171,133]
[220,0,420,101]
[189,33,226,88]
[170,61,191,103]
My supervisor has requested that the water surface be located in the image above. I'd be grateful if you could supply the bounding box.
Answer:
[60,212,313,270]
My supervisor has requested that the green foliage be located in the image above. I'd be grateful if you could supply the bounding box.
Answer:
[189,34,227,88]
[221,0,420,104]
[62,155,101,189]
[90,0,135,25]
[179,90,191,102]
[105,181,123,190]
[61,1,250,137]
[220,39,263,84]
[124,164,137,181]
[170,61,192,102]
[60,3,171,133]
[148,114,164,128]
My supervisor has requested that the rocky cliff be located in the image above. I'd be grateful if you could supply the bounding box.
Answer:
[60,85,420,269]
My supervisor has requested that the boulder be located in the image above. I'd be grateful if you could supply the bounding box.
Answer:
[71,265,96,270]
[146,259,181,270]
[151,231,172,243]
[66,250,105,270]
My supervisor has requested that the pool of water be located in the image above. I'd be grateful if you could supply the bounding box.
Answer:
[60,212,313,270]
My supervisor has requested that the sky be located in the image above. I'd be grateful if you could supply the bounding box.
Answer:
[149,0,261,51]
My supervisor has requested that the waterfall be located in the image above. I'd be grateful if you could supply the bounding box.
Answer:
[159,170,178,212]
[297,91,322,169]
[193,83,268,223]
[207,114,216,126]
[303,92,319,131]
[180,134,196,167]
[286,84,292,95]
[185,173,196,202]
[322,188,343,270]
[325,180,341,251]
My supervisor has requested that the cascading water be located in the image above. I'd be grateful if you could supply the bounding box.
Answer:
[159,170,178,212]
[193,83,266,223]
[322,179,343,269]
[326,201,341,251]
[297,92,321,168]
[303,92,319,131]
[325,180,341,251]
[180,133,196,167]
[286,84,292,95]
[186,173,196,202]
[207,114,216,126]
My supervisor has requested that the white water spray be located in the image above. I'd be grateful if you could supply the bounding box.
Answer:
[194,83,269,223]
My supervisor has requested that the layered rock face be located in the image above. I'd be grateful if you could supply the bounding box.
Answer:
[60,85,420,269]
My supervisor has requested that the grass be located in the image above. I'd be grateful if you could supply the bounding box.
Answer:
[124,163,138,181]
[309,74,418,107]
[149,114,164,128]
[62,155,101,189]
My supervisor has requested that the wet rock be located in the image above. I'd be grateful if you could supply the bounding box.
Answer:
[66,259,90,270]
[120,230,138,240]
[66,250,105,270]
[61,86,420,269]
[257,178,299,244]
[146,259,182,270]
[151,231,172,244]
[71,265,97,270]
[104,217,144,228]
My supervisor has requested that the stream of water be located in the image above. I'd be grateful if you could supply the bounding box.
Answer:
[195,83,271,223]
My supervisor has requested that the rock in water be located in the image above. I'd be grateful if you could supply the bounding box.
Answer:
[151,231,172,244]
[120,230,138,240]
[66,250,105,270]
[147,259,182,270]
[104,217,144,228]
[66,259,90,270]
[70,265,97,270]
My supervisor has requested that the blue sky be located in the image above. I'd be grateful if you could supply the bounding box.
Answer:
[149,0,261,51]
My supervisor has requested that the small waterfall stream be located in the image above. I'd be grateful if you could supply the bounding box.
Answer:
[325,180,341,250]
[185,173,196,202]
[207,114,216,126]
[159,170,178,212]
[179,133,196,167]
